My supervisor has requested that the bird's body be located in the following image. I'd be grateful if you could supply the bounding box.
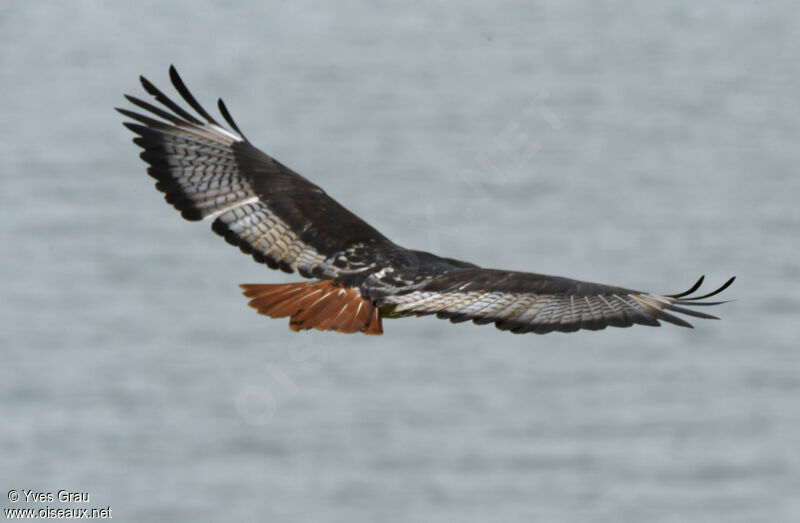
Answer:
[119,67,733,336]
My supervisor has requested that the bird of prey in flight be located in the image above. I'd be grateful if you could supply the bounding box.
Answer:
[118,66,733,336]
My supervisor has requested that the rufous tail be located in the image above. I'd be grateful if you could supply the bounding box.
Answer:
[239,280,383,335]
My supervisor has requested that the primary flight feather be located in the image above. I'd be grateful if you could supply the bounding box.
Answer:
[118,66,734,335]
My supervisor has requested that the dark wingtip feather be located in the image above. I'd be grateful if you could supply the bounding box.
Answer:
[139,75,160,98]
[666,275,705,298]
[116,108,170,129]
[115,107,134,122]
[122,121,147,135]
[650,308,694,328]
[664,303,720,320]
[218,98,248,141]
[169,65,221,126]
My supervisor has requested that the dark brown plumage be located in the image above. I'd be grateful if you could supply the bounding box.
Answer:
[119,66,734,335]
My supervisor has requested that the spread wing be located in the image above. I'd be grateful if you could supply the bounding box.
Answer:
[119,66,734,336]
[117,66,394,279]
[380,270,735,333]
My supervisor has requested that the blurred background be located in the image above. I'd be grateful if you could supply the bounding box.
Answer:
[1,1,798,521]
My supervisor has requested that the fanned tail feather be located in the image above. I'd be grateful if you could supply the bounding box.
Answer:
[240,281,383,335]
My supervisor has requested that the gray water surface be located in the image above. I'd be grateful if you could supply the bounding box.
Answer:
[2,2,799,521]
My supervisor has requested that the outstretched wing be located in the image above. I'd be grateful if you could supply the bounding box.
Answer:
[380,270,735,333]
[117,66,394,279]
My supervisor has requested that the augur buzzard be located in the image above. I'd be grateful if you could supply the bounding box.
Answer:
[118,66,733,335]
